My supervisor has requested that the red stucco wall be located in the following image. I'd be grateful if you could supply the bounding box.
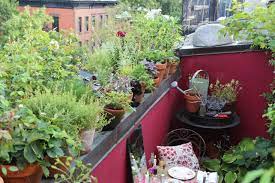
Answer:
[91,51,273,183]
[179,51,273,140]
[92,89,181,183]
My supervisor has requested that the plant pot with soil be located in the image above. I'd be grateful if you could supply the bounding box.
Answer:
[209,79,241,113]
[155,61,167,82]
[0,164,43,183]
[102,91,131,131]
[168,56,180,75]
[184,90,202,113]
[0,105,78,181]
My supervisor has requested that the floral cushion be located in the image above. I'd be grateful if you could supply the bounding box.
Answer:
[157,142,200,171]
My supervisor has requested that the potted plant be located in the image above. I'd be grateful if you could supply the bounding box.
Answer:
[184,90,202,113]
[144,50,167,82]
[102,91,131,131]
[0,105,76,182]
[24,90,108,154]
[168,56,180,75]
[142,60,160,87]
[130,64,154,106]
[209,79,242,112]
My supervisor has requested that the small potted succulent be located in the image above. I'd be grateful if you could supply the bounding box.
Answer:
[102,91,131,131]
[209,79,242,112]
[184,90,202,113]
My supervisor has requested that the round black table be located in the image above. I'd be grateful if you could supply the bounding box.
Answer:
[175,109,240,158]
[176,109,240,130]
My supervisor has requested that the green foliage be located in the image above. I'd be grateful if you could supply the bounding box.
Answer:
[129,12,181,60]
[203,137,274,183]
[221,2,275,65]
[103,91,131,110]
[0,105,76,176]
[52,156,93,183]
[157,0,182,18]
[0,9,86,103]
[23,90,108,140]
[0,0,17,31]
[120,0,159,9]
[131,64,155,91]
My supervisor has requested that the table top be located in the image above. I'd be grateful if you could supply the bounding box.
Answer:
[176,109,240,130]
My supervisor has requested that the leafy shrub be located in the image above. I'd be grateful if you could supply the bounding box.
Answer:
[203,137,274,183]
[23,90,108,143]
[0,8,87,103]
[0,105,76,176]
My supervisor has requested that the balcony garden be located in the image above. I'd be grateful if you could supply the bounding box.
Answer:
[0,1,274,183]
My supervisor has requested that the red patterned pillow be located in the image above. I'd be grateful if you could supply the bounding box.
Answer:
[157,142,200,171]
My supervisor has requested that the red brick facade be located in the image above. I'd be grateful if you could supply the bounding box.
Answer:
[18,1,116,46]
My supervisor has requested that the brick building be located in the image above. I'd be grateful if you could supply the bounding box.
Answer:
[18,0,117,46]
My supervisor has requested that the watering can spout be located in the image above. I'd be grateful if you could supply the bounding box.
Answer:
[170,81,192,94]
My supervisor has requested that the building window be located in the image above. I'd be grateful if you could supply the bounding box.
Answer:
[85,16,89,31]
[91,15,96,30]
[100,15,103,28]
[52,16,59,32]
[78,17,82,32]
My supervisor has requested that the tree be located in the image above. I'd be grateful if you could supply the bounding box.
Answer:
[120,0,159,9]
[0,0,18,28]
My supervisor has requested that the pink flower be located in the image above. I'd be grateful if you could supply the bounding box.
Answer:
[116,31,126,37]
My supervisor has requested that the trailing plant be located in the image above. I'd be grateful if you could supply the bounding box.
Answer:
[52,156,94,183]
[23,90,108,148]
[103,91,131,111]
[0,105,76,176]
[209,79,242,103]
[203,137,274,183]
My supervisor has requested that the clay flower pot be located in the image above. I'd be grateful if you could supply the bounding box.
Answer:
[169,62,178,75]
[184,92,201,113]
[102,107,125,131]
[156,62,167,82]
[163,62,171,79]
[0,164,43,183]
[154,77,160,87]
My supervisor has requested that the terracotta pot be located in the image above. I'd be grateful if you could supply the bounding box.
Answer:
[156,62,167,82]
[140,82,146,94]
[169,62,178,75]
[0,164,43,183]
[154,77,160,87]
[223,101,237,113]
[102,107,125,131]
[163,62,171,79]
[184,92,201,113]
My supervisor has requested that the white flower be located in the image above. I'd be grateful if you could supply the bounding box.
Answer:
[49,40,59,50]
[146,9,162,19]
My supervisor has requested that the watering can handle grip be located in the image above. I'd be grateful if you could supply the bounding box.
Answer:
[191,70,209,82]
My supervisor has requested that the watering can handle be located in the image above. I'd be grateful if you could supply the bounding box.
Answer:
[191,70,209,82]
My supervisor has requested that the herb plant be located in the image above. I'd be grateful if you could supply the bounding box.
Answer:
[209,80,242,103]
[103,91,131,111]
[23,90,108,149]
[52,156,94,183]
